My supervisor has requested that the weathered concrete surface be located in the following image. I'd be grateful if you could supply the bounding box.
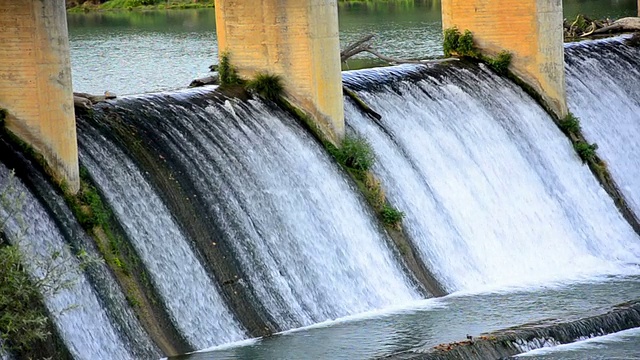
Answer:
[442,0,568,118]
[0,0,79,192]
[384,300,640,360]
[215,0,345,143]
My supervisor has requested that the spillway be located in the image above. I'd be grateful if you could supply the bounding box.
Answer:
[343,61,640,292]
[83,88,421,332]
[565,35,640,217]
[77,120,247,349]
[0,161,154,360]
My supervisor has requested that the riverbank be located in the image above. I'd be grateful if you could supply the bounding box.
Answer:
[67,0,214,12]
[66,0,391,12]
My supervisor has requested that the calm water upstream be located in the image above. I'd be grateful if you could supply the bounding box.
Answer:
[67,0,637,95]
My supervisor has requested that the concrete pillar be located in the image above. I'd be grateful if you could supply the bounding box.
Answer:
[215,0,345,143]
[0,0,79,192]
[442,0,568,118]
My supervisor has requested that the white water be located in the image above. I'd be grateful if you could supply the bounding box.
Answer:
[77,125,247,348]
[0,164,134,360]
[344,63,640,292]
[565,36,640,216]
[112,90,420,330]
[517,327,640,358]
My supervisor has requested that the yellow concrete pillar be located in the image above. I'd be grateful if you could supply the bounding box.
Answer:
[0,0,79,192]
[215,0,345,142]
[442,0,568,118]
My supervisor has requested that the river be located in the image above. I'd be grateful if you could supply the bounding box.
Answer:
[67,0,637,95]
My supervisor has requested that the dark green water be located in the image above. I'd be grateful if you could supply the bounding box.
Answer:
[67,0,637,95]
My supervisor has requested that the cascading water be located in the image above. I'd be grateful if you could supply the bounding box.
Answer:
[565,35,640,216]
[76,120,247,349]
[0,163,140,360]
[343,62,640,292]
[87,88,421,331]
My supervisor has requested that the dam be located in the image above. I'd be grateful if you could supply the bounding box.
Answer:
[1,1,640,359]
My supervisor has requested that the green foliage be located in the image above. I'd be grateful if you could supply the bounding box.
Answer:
[574,141,598,163]
[559,112,581,134]
[0,245,49,353]
[485,51,512,75]
[0,172,89,357]
[443,27,477,57]
[246,73,284,101]
[0,109,6,128]
[218,52,242,86]
[443,28,511,74]
[331,135,375,172]
[380,204,404,228]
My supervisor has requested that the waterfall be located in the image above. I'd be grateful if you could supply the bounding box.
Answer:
[565,35,640,217]
[0,163,146,360]
[85,88,421,331]
[343,62,640,292]
[77,119,247,349]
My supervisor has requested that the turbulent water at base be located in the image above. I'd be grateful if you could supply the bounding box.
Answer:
[343,62,640,292]
[87,89,419,330]
[0,164,140,360]
[565,36,640,217]
[77,122,246,348]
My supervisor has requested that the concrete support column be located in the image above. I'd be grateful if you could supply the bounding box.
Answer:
[442,0,568,118]
[0,0,79,192]
[215,0,345,142]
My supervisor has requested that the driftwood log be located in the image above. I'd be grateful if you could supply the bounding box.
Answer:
[564,15,640,38]
[189,73,219,87]
[73,91,116,109]
[340,34,426,64]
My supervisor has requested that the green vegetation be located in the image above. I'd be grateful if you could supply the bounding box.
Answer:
[381,204,404,228]
[0,109,6,128]
[326,135,404,229]
[559,112,582,134]
[63,167,131,277]
[67,0,215,11]
[330,135,375,171]
[246,73,284,102]
[485,51,512,75]
[443,27,513,75]
[443,28,477,57]
[0,172,77,359]
[574,141,599,163]
[218,52,242,87]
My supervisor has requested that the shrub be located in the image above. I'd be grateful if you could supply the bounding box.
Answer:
[486,51,512,75]
[380,204,404,228]
[334,135,375,171]
[443,27,461,57]
[218,52,241,86]
[0,171,91,356]
[0,109,6,128]
[443,27,477,57]
[574,141,598,163]
[246,72,284,101]
[559,112,581,134]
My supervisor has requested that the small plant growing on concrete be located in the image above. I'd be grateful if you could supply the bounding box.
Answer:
[218,52,241,86]
[443,28,512,74]
[574,140,599,163]
[333,135,375,172]
[443,28,477,57]
[381,204,404,229]
[559,112,581,134]
[486,51,512,75]
[247,72,284,101]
